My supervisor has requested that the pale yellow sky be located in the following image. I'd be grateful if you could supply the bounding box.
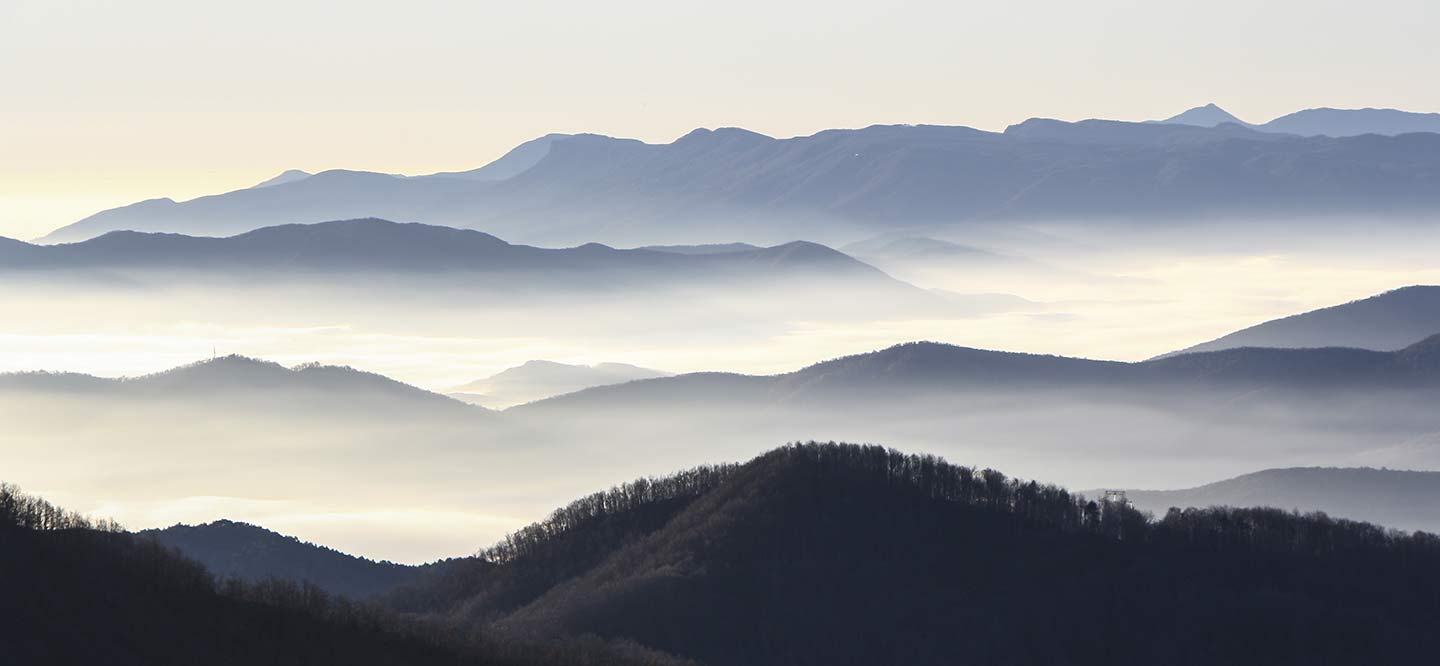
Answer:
[2,0,1438,239]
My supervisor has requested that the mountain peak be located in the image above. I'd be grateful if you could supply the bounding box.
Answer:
[672,126,775,149]
[1160,103,1248,127]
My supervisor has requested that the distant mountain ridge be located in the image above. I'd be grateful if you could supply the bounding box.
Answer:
[449,360,671,408]
[3,218,904,289]
[0,355,480,417]
[1165,286,1440,356]
[1156,103,1440,137]
[11,332,1440,418]
[1113,467,1440,535]
[41,117,1440,244]
[522,335,1440,411]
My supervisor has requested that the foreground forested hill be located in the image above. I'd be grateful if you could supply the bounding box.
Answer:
[383,442,1440,666]
[8,442,1440,665]
[0,483,683,666]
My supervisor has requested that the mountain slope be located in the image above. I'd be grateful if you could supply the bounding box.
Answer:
[1114,467,1440,534]
[1166,285,1440,356]
[143,520,426,599]
[384,442,1440,666]
[450,360,671,408]
[251,169,313,188]
[423,134,571,182]
[42,121,1440,245]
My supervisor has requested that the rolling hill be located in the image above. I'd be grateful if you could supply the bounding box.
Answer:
[143,520,427,599]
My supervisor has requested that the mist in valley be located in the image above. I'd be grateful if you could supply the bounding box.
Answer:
[7,336,1440,562]
[7,217,1440,562]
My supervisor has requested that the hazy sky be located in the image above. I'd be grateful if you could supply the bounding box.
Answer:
[2,0,1437,239]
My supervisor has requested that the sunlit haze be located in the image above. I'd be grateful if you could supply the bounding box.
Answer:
[4,0,1438,239]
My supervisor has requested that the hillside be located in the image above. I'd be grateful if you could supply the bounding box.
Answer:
[41,121,1440,245]
[1166,285,1440,355]
[0,483,672,666]
[381,442,1440,666]
[143,520,426,599]
[1115,467,1440,534]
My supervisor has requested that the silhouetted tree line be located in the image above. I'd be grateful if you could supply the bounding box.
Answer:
[484,464,738,564]
[0,481,123,532]
[386,465,739,621]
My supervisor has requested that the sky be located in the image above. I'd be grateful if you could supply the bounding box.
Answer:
[2,0,1438,240]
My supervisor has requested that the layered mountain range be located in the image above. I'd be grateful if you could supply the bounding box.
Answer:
[40,106,1440,245]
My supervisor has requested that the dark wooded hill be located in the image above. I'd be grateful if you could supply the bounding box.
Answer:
[0,482,682,666]
[380,442,1440,666]
[143,519,428,599]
